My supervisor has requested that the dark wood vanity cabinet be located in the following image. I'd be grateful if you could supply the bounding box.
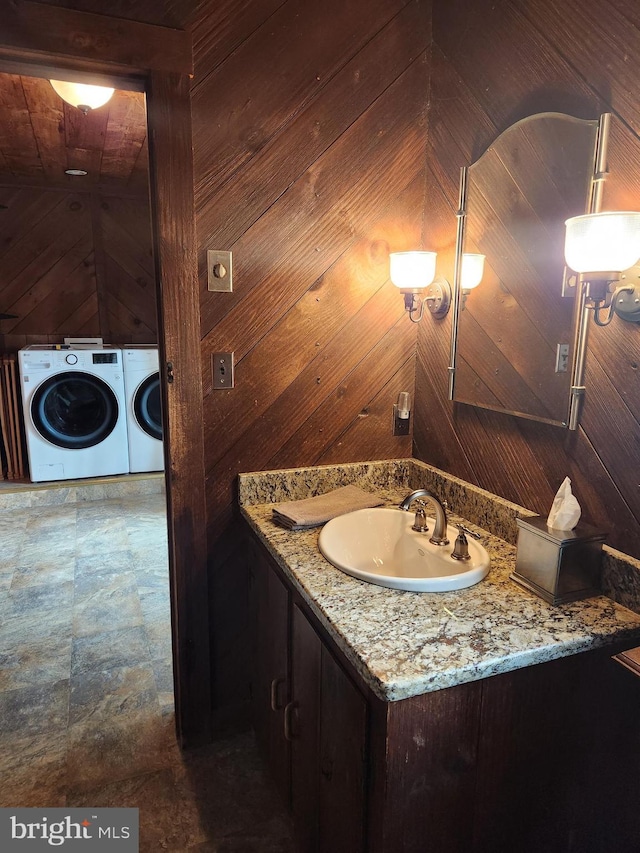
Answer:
[249,545,290,804]
[246,528,640,853]
[248,536,367,852]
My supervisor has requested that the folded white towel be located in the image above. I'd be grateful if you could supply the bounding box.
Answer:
[272,485,383,530]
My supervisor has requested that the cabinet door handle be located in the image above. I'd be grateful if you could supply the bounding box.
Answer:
[284,700,297,741]
[270,677,285,711]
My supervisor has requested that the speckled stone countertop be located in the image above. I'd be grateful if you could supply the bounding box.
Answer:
[240,459,640,703]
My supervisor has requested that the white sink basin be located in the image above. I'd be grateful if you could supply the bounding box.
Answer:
[318,507,490,592]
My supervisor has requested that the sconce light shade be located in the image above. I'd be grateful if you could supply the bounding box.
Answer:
[389,251,437,290]
[50,80,115,114]
[564,211,640,327]
[564,212,640,274]
[461,253,485,290]
[389,250,450,321]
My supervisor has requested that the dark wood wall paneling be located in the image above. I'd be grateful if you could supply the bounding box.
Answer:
[415,0,640,558]
[28,0,192,29]
[191,0,431,721]
[0,185,156,351]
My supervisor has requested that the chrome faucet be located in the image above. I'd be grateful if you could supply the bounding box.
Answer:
[399,489,449,546]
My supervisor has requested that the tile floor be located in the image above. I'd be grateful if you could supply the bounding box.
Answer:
[0,482,295,851]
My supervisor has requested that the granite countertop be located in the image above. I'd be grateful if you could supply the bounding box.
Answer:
[240,461,640,703]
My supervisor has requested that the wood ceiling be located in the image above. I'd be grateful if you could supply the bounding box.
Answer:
[0,71,149,194]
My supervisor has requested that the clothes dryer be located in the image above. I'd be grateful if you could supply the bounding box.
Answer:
[18,345,129,482]
[122,346,164,473]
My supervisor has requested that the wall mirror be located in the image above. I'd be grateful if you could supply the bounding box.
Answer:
[448,111,608,428]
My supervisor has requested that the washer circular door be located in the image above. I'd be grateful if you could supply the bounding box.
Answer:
[133,372,162,440]
[31,371,119,449]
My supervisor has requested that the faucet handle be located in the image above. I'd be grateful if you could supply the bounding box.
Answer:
[411,502,429,533]
[456,523,481,540]
[451,524,481,561]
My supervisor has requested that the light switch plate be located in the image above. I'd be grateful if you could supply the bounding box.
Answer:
[207,250,233,292]
[212,352,235,389]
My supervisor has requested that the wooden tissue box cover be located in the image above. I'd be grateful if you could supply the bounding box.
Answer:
[511,515,606,606]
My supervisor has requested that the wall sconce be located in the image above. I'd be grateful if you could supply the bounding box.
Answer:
[460,253,485,307]
[389,251,451,322]
[50,79,115,114]
[564,212,640,326]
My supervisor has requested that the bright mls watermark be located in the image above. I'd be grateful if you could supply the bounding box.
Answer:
[1,809,138,850]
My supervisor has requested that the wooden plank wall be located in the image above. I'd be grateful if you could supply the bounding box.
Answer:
[415,0,640,558]
[190,0,430,720]
[192,0,430,720]
[94,193,157,344]
[0,185,156,350]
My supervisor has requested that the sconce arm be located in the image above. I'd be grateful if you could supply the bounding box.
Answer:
[403,291,427,323]
[593,283,636,326]
[401,279,451,323]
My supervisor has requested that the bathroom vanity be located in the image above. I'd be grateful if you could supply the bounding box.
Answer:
[240,460,640,853]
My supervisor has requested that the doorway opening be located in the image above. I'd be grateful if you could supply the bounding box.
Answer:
[0,3,211,751]
[0,65,174,794]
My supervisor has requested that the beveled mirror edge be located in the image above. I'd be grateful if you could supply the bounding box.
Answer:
[447,111,612,432]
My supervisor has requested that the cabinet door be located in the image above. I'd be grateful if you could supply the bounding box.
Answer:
[249,544,291,804]
[473,648,640,853]
[290,603,321,852]
[291,603,367,853]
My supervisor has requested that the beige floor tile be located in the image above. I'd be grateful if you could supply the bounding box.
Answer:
[144,621,173,660]
[11,556,76,589]
[76,518,131,556]
[0,729,68,807]
[0,584,73,647]
[0,485,293,850]
[0,579,74,618]
[0,679,69,741]
[66,707,180,792]
[69,664,159,727]
[71,626,150,676]
[67,765,206,851]
[0,634,72,692]
[151,657,175,713]
[73,567,143,638]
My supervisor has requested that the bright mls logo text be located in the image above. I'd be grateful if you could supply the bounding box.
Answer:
[10,815,132,845]
[1,808,139,850]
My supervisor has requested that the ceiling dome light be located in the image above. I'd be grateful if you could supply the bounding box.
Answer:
[50,79,115,114]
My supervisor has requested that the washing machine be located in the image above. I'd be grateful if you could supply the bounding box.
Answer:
[18,345,130,482]
[122,346,164,473]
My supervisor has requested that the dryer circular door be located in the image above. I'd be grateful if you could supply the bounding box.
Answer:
[133,372,163,440]
[31,371,120,449]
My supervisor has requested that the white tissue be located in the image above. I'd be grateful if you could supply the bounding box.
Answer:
[546,476,581,531]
